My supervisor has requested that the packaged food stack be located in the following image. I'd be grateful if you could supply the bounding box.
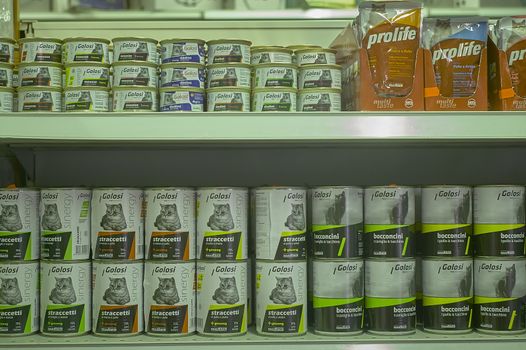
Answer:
[111,37,159,112]
[0,37,15,112]
[196,187,249,336]
[473,185,526,334]
[206,40,252,112]
[420,186,474,334]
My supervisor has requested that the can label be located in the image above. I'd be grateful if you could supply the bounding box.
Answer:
[297,51,336,66]
[422,259,473,331]
[208,43,250,64]
[298,91,341,112]
[0,189,39,260]
[160,65,205,88]
[197,188,248,260]
[91,188,144,260]
[208,66,251,88]
[251,51,292,64]
[40,188,91,260]
[254,66,297,88]
[113,40,158,64]
[160,90,204,112]
[64,89,109,112]
[145,188,195,260]
[421,186,473,257]
[21,41,62,63]
[0,41,15,64]
[255,188,307,260]
[313,260,364,333]
[196,261,247,335]
[40,261,91,335]
[113,65,157,88]
[113,89,158,112]
[0,65,13,87]
[144,261,195,335]
[474,186,525,256]
[161,42,205,64]
[0,262,39,335]
[63,41,109,63]
[311,187,363,258]
[256,261,307,335]
[18,90,61,112]
[364,187,415,258]
[93,261,144,334]
[0,90,13,112]
[474,258,526,332]
[252,90,296,112]
[207,90,250,112]
[65,65,110,88]
[299,67,341,89]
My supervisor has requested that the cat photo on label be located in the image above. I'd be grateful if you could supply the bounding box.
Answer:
[457,265,472,298]
[212,276,239,304]
[390,191,409,224]
[103,277,131,305]
[172,44,186,56]
[270,276,297,305]
[153,277,180,305]
[285,203,305,231]
[495,264,516,298]
[0,204,23,232]
[0,277,22,305]
[454,191,471,224]
[50,277,77,305]
[154,203,181,231]
[325,191,346,225]
[91,43,103,55]
[100,203,127,231]
[207,203,234,231]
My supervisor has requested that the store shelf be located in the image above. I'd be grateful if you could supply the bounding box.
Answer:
[2,112,526,145]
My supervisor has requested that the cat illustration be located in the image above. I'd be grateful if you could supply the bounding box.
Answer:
[270,277,297,305]
[36,67,50,83]
[207,203,234,231]
[0,44,10,58]
[41,203,62,231]
[314,53,327,64]
[231,93,243,104]
[517,193,525,223]
[49,277,76,305]
[0,69,7,83]
[318,94,331,106]
[389,192,409,225]
[229,45,242,57]
[259,53,271,63]
[458,265,472,297]
[100,203,127,231]
[172,69,187,82]
[153,277,179,305]
[78,91,92,103]
[280,93,291,105]
[325,191,346,225]
[91,43,103,55]
[0,204,23,232]
[319,70,332,81]
[142,92,153,102]
[224,68,237,80]
[136,42,148,54]
[0,278,22,305]
[40,92,53,104]
[212,276,239,304]
[283,69,294,81]
[154,203,181,231]
[100,70,109,80]
[495,264,516,298]
[352,265,363,297]
[103,277,130,305]
[137,67,150,79]
[454,191,471,224]
[172,44,186,56]
[285,204,305,230]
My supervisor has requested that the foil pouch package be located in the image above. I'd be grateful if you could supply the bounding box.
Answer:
[496,16,526,98]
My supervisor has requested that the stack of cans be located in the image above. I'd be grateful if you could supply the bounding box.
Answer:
[0,37,15,112]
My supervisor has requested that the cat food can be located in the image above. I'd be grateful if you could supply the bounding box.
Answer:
[364,186,415,258]
[474,257,526,334]
[295,48,337,66]
[251,46,293,65]
[112,87,158,112]
[288,45,322,65]
[64,63,110,88]
[0,87,13,112]
[247,257,253,326]
[144,260,195,336]
[313,259,364,335]
[64,87,109,112]
[297,88,341,112]
[311,186,364,259]
[17,87,62,112]
[365,258,416,335]
[112,61,158,88]
[40,260,91,336]
[252,88,297,112]
[92,260,144,336]
[196,260,247,336]
[255,260,307,336]
[160,63,205,88]
[40,188,91,260]
[63,37,110,64]
[421,186,473,257]
[91,188,144,260]
[255,187,307,260]
[18,62,62,88]
[422,258,473,334]
[196,187,248,260]
[20,38,63,63]
[416,256,423,325]
[206,88,250,112]
[207,64,251,89]
[160,39,205,64]
[145,188,195,260]
[253,63,297,89]
[0,63,13,88]
[207,39,251,64]
[112,37,158,64]
[299,64,342,89]
[0,261,39,336]
[474,185,525,257]
[0,38,15,64]
[0,188,39,260]
[159,88,204,112]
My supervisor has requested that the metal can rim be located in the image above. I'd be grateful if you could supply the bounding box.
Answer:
[112,37,159,44]
[41,187,91,191]
[207,39,252,46]
[159,87,205,93]
[0,37,16,44]
[254,186,307,190]
[253,87,297,94]
[18,62,62,69]
[64,62,111,68]
[144,186,195,191]
[253,63,298,69]
[286,44,322,51]
[112,61,158,68]
[251,47,293,55]
[63,37,111,45]
[197,186,249,190]
[365,185,414,189]
[19,37,63,44]
[0,86,14,93]
[207,63,252,69]
[311,185,363,190]
[298,88,341,94]
[18,86,62,92]
[159,38,205,45]
[299,64,342,70]
[206,87,251,93]
[64,87,110,92]
[112,86,157,92]
[160,62,205,69]
[295,48,337,55]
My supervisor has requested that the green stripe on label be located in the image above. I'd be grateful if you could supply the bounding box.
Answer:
[312,224,345,232]
[423,296,472,307]
[474,296,517,304]
[266,304,302,311]
[474,224,525,235]
[364,224,410,233]
[281,230,305,237]
[468,309,472,328]
[402,237,409,256]
[509,310,517,330]
[337,237,347,257]
[465,235,471,255]
[313,296,363,309]
[421,223,471,233]
[236,235,243,260]
[204,230,241,237]
[365,297,415,309]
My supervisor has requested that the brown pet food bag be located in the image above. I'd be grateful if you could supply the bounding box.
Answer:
[497,16,526,98]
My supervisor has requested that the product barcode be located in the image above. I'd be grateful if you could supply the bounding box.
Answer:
[76,245,89,255]
[197,318,203,329]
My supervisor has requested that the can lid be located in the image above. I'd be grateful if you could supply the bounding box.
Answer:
[197,186,249,190]
[0,86,14,93]
[252,46,293,55]
[422,184,472,189]
[63,37,111,45]
[112,86,157,92]
[64,86,110,92]
[206,87,251,93]
[112,61,158,68]
[18,61,63,69]
[365,185,414,189]
[207,63,252,69]
[254,186,307,190]
[311,185,363,190]
[295,48,337,55]
[160,62,205,69]
[112,37,158,44]
[92,187,143,190]
[287,44,322,51]
[19,37,63,44]
[474,184,525,188]
[207,39,252,46]
[0,37,16,44]
[18,86,62,92]
[253,62,297,69]
[299,64,342,70]
[159,38,205,45]
[159,87,205,93]
[299,88,341,94]
[253,87,297,94]
[144,186,195,191]
[64,62,111,69]
[41,187,90,190]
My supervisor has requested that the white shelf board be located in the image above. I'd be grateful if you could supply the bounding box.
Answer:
[2,112,526,144]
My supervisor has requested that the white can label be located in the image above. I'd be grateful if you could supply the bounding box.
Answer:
[0,41,15,64]
[21,41,62,63]
[63,41,109,64]
[251,51,292,65]
[0,90,13,112]
[0,65,13,87]
[144,261,196,335]
[299,67,341,89]
[161,41,205,64]
[252,90,296,112]
[298,91,341,112]
[255,188,307,260]
[40,261,91,335]
[160,90,204,112]
[64,89,109,112]
[208,43,250,64]
[113,89,158,112]
[19,65,61,88]
[207,66,251,88]
[207,90,250,112]
[40,188,91,260]
[113,40,158,64]
[145,188,196,260]
[18,90,61,112]
[297,51,336,66]
[160,66,205,88]
[196,261,247,335]
[254,66,297,88]
[65,65,110,88]
[113,65,157,88]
